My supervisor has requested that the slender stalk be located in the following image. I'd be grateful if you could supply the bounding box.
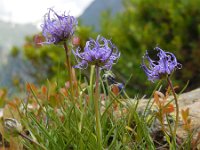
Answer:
[94,66,102,149]
[166,76,179,138]
[19,132,47,150]
[63,42,74,100]
[89,65,95,107]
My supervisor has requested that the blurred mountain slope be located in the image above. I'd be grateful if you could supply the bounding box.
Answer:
[79,0,123,30]
[0,20,38,57]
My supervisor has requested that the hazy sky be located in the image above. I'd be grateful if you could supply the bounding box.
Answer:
[0,0,94,24]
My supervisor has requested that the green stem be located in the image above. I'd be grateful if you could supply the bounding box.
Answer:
[89,65,95,107]
[166,76,179,138]
[63,42,75,100]
[94,66,102,149]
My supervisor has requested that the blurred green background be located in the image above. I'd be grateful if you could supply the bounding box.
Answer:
[0,0,200,97]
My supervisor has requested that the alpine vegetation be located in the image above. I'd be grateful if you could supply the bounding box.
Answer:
[1,6,198,150]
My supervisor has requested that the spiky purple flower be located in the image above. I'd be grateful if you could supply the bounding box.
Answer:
[73,35,120,70]
[41,8,78,44]
[141,47,182,82]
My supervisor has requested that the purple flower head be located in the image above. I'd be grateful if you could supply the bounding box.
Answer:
[141,47,182,82]
[73,35,120,70]
[41,8,78,44]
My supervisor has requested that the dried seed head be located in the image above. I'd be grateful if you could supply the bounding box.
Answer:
[4,118,22,136]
